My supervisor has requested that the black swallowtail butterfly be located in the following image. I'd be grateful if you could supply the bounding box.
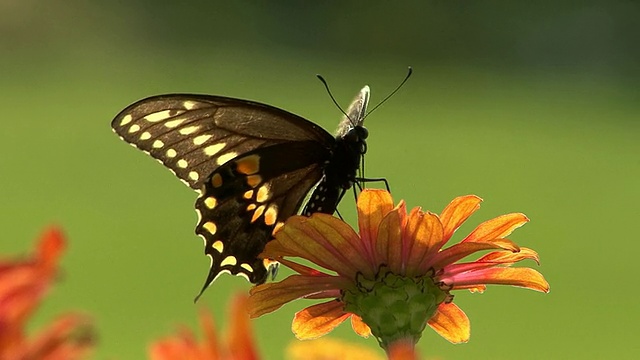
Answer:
[111,86,370,298]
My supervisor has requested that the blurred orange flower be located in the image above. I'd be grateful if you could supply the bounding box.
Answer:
[149,295,258,360]
[287,338,385,360]
[248,189,549,352]
[0,227,94,359]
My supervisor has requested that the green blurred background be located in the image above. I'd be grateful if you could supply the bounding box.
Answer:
[1,1,638,359]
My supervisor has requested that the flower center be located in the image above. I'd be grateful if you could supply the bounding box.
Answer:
[342,266,449,348]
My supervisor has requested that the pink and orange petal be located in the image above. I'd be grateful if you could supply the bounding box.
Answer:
[427,303,470,344]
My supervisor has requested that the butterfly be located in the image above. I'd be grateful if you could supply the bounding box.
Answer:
[111,86,370,298]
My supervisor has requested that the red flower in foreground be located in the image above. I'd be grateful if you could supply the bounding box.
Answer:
[248,190,549,353]
[149,295,259,360]
[0,227,95,359]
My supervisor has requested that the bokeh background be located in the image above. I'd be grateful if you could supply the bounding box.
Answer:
[2,1,638,359]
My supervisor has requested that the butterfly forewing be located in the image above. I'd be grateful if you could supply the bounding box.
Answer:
[111,95,333,190]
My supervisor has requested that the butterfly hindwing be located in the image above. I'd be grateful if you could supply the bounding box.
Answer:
[194,141,329,291]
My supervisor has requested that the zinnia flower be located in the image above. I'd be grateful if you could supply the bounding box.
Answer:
[248,189,549,354]
[149,294,259,360]
[0,227,95,359]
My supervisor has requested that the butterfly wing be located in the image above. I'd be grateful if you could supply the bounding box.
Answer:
[111,94,334,191]
[195,141,330,295]
[111,94,336,294]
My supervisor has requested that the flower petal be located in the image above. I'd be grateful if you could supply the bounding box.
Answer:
[149,330,201,360]
[427,302,470,344]
[310,214,373,277]
[21,313,95,360]
[0,227,66,350]
[375,206,404,274]
[404,210,443,276]
[149,310,218,360]
[277,258,332,277]
[198,308,219,359]
[248,275,348,317]
[426,240,519,271]
[265,214,371,279]
[462,213,529,243]
[439,195,482,242]
[476,247,540,265]
[37,227,65,270]
[449,267,550,293]
[287,338,384,360]
[442,248,541,276]
[350,314,372,338]
[357,189,394,257]
[292,301,350,340]
[227,295,259,360]
[455,284,487,293]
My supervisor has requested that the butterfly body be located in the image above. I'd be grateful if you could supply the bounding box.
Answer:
[111,86,370,295]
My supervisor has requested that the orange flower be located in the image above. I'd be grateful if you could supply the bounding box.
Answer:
[149,295,259,360]
[287,338,386,360]
[0,227,95,359]
[248,190,549,353]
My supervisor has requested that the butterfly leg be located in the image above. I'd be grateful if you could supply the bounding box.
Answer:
[355,177,391,192]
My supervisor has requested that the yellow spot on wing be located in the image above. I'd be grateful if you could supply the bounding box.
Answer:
[216,152,239,165]
[251,205,265,223]
[211,173,223,188]
[221,256,237,267]
[203,221,217,235]
[193,134,212,145]
[128,124,141,133]
[264,204,278,226]
[256,184,271,202]
[189,171,199,181]
[144,110,173,122]
[179,125,199,135]
[177,159,188,168]
[235,155,260,175]
[272,221,285,235]
[140,131,151,140]
[212,240,224,253]
[165,119,185,128]
[166,149,177,158]
[204,197,217,209]
[240,263,254,272]
[204,143,225,156]
[119,114,133,126]
[183,101,197,110]
[246,175,262,188]
[243,190,254,200]
[152,140,164,148]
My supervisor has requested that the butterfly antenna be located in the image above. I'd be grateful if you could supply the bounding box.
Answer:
[366,66,413,117]
[317,74,351,122]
